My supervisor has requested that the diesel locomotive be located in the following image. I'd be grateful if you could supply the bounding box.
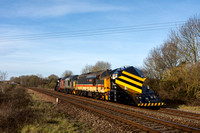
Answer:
[55,66,164,108]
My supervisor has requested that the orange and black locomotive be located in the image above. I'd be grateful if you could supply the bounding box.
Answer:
[55,66,164,108]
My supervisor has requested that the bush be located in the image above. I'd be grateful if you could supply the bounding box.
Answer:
[0,87,34,133]
[145,63,200,105]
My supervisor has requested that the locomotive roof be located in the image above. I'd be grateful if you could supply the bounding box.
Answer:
[60,75,78,80]
[79,70,109,78]
[110,66,144,78]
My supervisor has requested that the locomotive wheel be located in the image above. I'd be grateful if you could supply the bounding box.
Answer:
[94,93,100,99]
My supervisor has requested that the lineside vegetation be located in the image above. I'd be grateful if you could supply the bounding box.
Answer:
[143,15,200,105]
[0,85,90,133]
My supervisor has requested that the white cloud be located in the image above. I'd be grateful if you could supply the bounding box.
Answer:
[1,0,125,18]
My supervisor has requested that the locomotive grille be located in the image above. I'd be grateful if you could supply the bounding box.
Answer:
[138,102,165,106]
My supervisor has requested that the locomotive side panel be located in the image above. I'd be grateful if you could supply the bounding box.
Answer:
[76,76,105,93]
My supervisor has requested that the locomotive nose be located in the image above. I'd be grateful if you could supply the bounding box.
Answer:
[137,93,165,107]
[115,70,146,94]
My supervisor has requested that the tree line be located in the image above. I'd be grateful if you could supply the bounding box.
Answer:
[10,74,59,89]
[8,61,111,89]
[143,15,200,105]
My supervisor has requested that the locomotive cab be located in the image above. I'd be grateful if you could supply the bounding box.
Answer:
[112,66,165,107]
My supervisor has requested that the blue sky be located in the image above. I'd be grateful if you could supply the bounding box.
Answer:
[0,0,199,79]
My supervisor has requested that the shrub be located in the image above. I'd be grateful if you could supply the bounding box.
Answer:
[0,87,34,133]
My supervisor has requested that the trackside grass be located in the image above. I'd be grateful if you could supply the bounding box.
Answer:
[21,89,91,133]
[0,86,90,133]
[176,105,200,114]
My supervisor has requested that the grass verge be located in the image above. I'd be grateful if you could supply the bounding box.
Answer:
[21,89,90,133]
[176,105,200,113]
[0,86,90,133]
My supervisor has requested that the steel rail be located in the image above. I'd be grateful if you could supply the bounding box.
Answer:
[30,88,159,133]
[69,90,200,121]
[29,88,200,133]
[109,101,200,121]
[160,108,200,119]
[58,91,200,133]
[51,88,200,121]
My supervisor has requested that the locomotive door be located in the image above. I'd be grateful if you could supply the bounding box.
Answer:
[96,79,98,92]
[104,78,111,100]
[92,79,97,92]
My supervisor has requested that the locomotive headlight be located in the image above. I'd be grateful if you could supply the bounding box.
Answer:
[150,96,153,99]
[154,96,157,99]
[112,74,118,79]
[139,96,142,99]
[145,97,149,100]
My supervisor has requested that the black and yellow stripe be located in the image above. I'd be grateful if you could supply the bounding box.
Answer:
[115,71,146,94]
[137,102,165,106]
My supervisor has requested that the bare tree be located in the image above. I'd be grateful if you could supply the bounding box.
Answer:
[161,38,180,69]
[174,16,200,64]
[0,71,8,81]
[81,61,111,74]
[143,38,180,79]
[81,64,93,74]
[61,70,73,78]
[0,71,8,94]
[143,47,164,79]
[92,61,111,72]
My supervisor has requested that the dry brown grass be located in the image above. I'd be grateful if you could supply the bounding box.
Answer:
[0,86,90,133]
[177,105,200,114]
[0,86,34,133]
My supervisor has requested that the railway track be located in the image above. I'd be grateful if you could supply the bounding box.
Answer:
[159,108,200,120]
[29,88,200,133]
[84,96,200,122]
[70,92,200,125]
[54,90,200,127]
